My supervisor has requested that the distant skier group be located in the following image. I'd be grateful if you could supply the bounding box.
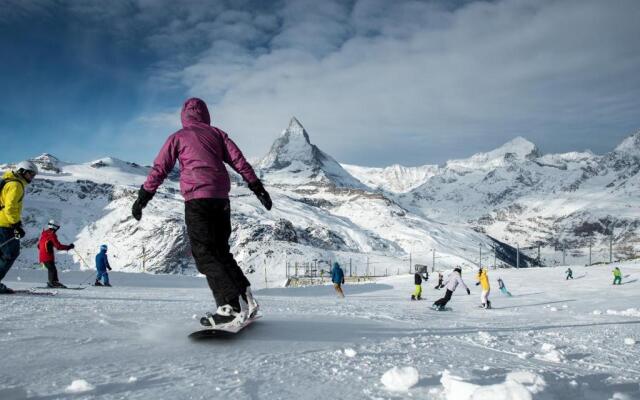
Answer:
[408,265,516,311]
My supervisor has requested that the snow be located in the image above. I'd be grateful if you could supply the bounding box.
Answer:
[64,379,95,393]
[1,264,639,399]
[380,366,419,391]
[441,369,541,400]
[343,348,357,357]
[625,338,636,346]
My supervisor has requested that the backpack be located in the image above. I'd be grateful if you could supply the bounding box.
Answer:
[0,177,24,211]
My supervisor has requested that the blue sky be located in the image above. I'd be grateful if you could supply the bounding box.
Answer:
[1,0,640,167]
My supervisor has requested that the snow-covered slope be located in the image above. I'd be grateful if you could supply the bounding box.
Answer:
[1,263,639,399]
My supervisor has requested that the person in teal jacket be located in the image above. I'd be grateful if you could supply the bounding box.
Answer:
[331,262,345,298]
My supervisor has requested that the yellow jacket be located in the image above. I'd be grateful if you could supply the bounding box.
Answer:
[0,170,28,228]
[476,268,490,290]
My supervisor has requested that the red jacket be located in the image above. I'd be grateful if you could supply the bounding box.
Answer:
[38,229,72,263]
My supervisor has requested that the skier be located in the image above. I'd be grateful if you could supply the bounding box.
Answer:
[565,267,573,280]
[95,244,112,287]
[411,269,428,300]
[131,98,271,328]
[434,271,444,289]
[331,262,345,298]
[432,267,470,310]
[38,220,74,288]
[612,267,622,285]
[497,277,512,296]
[475,267,491,309]
[0,161,38,294]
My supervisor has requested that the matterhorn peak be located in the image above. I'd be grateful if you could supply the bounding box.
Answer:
[258,117,365,189]
[285,117,309,139]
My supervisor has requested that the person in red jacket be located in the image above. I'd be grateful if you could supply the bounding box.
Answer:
[38,220,74,288]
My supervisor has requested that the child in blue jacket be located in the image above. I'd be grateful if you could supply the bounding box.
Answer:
[95,244,112,287]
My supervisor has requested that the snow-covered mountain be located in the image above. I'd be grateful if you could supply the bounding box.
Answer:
[394,131,640,262]
[1,120,491,277]
[342,163,439,193]
[3,122,639,277]
[258,117,365,189]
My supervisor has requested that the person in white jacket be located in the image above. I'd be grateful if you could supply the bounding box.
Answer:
[432,267,470,310]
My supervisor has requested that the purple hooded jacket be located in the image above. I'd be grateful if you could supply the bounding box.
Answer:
[142,98,258,201]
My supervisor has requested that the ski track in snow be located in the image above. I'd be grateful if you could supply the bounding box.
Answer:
[1,265,639,399]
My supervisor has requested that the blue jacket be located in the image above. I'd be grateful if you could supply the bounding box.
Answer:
[331,263,344,284]
[95,249,111,272]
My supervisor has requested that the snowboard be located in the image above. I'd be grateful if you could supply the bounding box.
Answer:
[189,315,262,339]
[34,286,86,290]
[0,289,57,296]
[431,306,453,312]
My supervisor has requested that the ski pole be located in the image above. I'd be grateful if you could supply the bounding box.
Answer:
[71,248,96,286]
[0,232,20,249]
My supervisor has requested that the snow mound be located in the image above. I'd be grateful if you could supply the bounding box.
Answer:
[344,348,357,358]
[380,366,419,391]
[606,308,640,317]
[65,379,95,393]
[441,370,545,400]
[624,337,636,346]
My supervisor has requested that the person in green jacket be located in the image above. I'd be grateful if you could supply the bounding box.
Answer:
[613,267,622,285]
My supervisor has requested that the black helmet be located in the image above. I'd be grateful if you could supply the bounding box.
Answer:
[454,267,462,273]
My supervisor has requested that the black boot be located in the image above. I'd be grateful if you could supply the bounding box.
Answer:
[94,280,103,286]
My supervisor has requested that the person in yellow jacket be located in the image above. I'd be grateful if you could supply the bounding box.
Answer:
[0,161,38,294]
[475,267,491,309]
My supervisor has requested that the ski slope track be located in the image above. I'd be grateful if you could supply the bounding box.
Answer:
[1,264,639,399]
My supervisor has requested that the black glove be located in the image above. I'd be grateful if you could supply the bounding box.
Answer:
[248,180,272,210]
[12,222,25,238]
[132,186,155,221]
[475,282,480,286]
[466,288,471,295]
[68,243,75,250]
[107,266,112,271]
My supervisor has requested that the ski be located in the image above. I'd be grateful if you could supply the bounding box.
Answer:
[1,289,58,296]
[34,286,86,290]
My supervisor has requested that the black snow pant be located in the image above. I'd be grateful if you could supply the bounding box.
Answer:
[43,261,59,284]
[185,198,250,308]
[434,289,453,308]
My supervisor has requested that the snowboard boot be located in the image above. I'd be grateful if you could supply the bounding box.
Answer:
[52,282,67,288]
[200,303,244,328]
[104,282,112,287]
[94,280,103,286]
[411,295,416,301]
[242,287,260,319]
[0,282,14,294]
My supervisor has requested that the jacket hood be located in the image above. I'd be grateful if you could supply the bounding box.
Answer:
[181,98,211,127]
[2,170,27,185]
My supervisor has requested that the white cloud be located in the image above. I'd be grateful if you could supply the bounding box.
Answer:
[10,0,638,166]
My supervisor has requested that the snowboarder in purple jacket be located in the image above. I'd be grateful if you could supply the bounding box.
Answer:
[131,98,272,328]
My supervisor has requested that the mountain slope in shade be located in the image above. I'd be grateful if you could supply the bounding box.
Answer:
[258,117,366,189]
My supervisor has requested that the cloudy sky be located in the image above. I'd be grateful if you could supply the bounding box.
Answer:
[1,0,639,167]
